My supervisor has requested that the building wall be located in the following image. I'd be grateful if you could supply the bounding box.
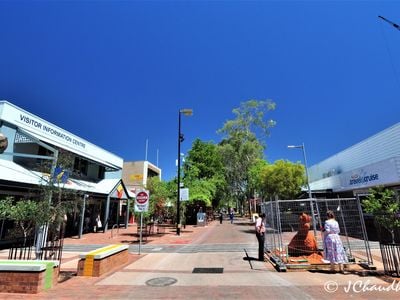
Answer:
[0,101,123,170]
[309,123,400,193]
[122,160,161,193]
[0,101,124,184]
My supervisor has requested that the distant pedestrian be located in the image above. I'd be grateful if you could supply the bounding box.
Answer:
[94,215,102,232]
[229,209,234,224]
[219,211,223,224]
[84,213,90,233]
[255,213,266,261]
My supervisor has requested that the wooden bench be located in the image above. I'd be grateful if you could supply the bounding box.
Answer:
[77,244,129,277]
[0,260,59,294]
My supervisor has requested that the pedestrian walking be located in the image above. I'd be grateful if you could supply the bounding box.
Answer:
[219,211,223,224]
[255,213,266,261]
[322,210,348,272]
[229,208,234,224]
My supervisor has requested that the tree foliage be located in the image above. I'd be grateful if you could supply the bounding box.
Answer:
[363,187,400,243]
[1,148,80,241]
[217,100,276,212]
[217,99,276,142]
[260,160,305,200]
[146,176,172,220]
[0,197,50,240]
[248,158,268,198]
[183,139,225,208]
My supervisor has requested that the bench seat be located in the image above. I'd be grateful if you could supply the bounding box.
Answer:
[77,244,129,277]
[0,260,59,294]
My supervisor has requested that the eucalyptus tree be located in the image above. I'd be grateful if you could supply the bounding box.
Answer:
[217,100,276,213]
[248,158,268,199]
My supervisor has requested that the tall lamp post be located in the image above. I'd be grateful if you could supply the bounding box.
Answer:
[177,108,193,235]
[287,143,312,199]
[288,143,317,236]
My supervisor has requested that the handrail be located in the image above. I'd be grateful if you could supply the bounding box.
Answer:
[110,224,119,239]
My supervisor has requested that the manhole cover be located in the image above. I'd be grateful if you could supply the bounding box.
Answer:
[192,267,224,273]
[145,277,177,287]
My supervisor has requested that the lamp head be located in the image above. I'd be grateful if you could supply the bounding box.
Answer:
[180,108,193,116]
[287,145,302,149]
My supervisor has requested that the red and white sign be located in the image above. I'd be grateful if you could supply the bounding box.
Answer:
[136,191,149,204]
[135,189,149,212]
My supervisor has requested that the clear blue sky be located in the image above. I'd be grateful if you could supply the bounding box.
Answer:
[1,1,400,180]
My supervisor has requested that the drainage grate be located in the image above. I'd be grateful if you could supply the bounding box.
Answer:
[145,277,177,287]
[192,267,224,273]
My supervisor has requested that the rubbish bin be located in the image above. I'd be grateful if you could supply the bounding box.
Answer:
[196,212,206,226]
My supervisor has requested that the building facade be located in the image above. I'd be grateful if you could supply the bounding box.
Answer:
[0,101,130,237]
[122,160,162,195]
[309,122,400,196]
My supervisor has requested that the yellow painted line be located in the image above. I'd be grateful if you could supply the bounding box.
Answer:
[87,244,123,256]
[83,244,124,276]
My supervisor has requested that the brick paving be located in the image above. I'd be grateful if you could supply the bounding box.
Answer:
[0,218,399,299]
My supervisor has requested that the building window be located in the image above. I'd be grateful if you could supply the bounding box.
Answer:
[98,166,105,179]
[73,157,88,176]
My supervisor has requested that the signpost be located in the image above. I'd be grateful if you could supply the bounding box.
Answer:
[135,189,149,254]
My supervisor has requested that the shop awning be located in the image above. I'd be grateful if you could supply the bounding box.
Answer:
[0,158,130,198]
[0,159,43,185]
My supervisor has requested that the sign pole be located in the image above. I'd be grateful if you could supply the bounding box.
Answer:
[139,212,143,255]
[135,189,149,255]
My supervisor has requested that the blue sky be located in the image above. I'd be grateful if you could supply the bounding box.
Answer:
[1,1,400,180]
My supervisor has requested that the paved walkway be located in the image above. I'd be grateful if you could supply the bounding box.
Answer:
[0,217,399,299]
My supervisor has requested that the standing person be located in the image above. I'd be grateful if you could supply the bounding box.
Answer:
[323,210,348,272]
[219,211,223,224]
[95,214,102,232]
[229,208,234,224]
[255,213,266,261]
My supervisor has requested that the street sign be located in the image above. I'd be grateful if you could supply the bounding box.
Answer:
[180,188,189,201]
[135,189,149,212]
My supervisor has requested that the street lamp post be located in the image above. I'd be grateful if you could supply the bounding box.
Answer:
[288,143,317,236]
[177,108,193,235]
[287,143,312,199]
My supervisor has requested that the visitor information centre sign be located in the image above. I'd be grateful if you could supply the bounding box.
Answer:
[135,189,149,212]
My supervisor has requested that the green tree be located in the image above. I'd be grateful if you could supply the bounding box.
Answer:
[184,139,224,180]
[146,176,173,221]
[248,158,268,199]
[183,139,226,208]
[1,148,80,245]
[217,100,276,213]
[260,160,305,200]
[0,197,50,246]
[363,187,400,243]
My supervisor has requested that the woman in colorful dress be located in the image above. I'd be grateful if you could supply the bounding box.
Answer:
[323,210,348,272]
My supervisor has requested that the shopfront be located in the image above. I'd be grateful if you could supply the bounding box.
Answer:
[0,101,131,237]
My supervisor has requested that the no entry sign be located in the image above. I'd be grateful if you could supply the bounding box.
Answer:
[136,191,149,204]
[135,189,149,212]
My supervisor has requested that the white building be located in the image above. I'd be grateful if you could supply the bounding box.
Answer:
[309,122,400,196]
[0,101,130,235]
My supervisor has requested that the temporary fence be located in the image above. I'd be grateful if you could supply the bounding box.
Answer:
[261,198,374,271]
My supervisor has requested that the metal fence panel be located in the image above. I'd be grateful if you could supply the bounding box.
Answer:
[261,198,373,269]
